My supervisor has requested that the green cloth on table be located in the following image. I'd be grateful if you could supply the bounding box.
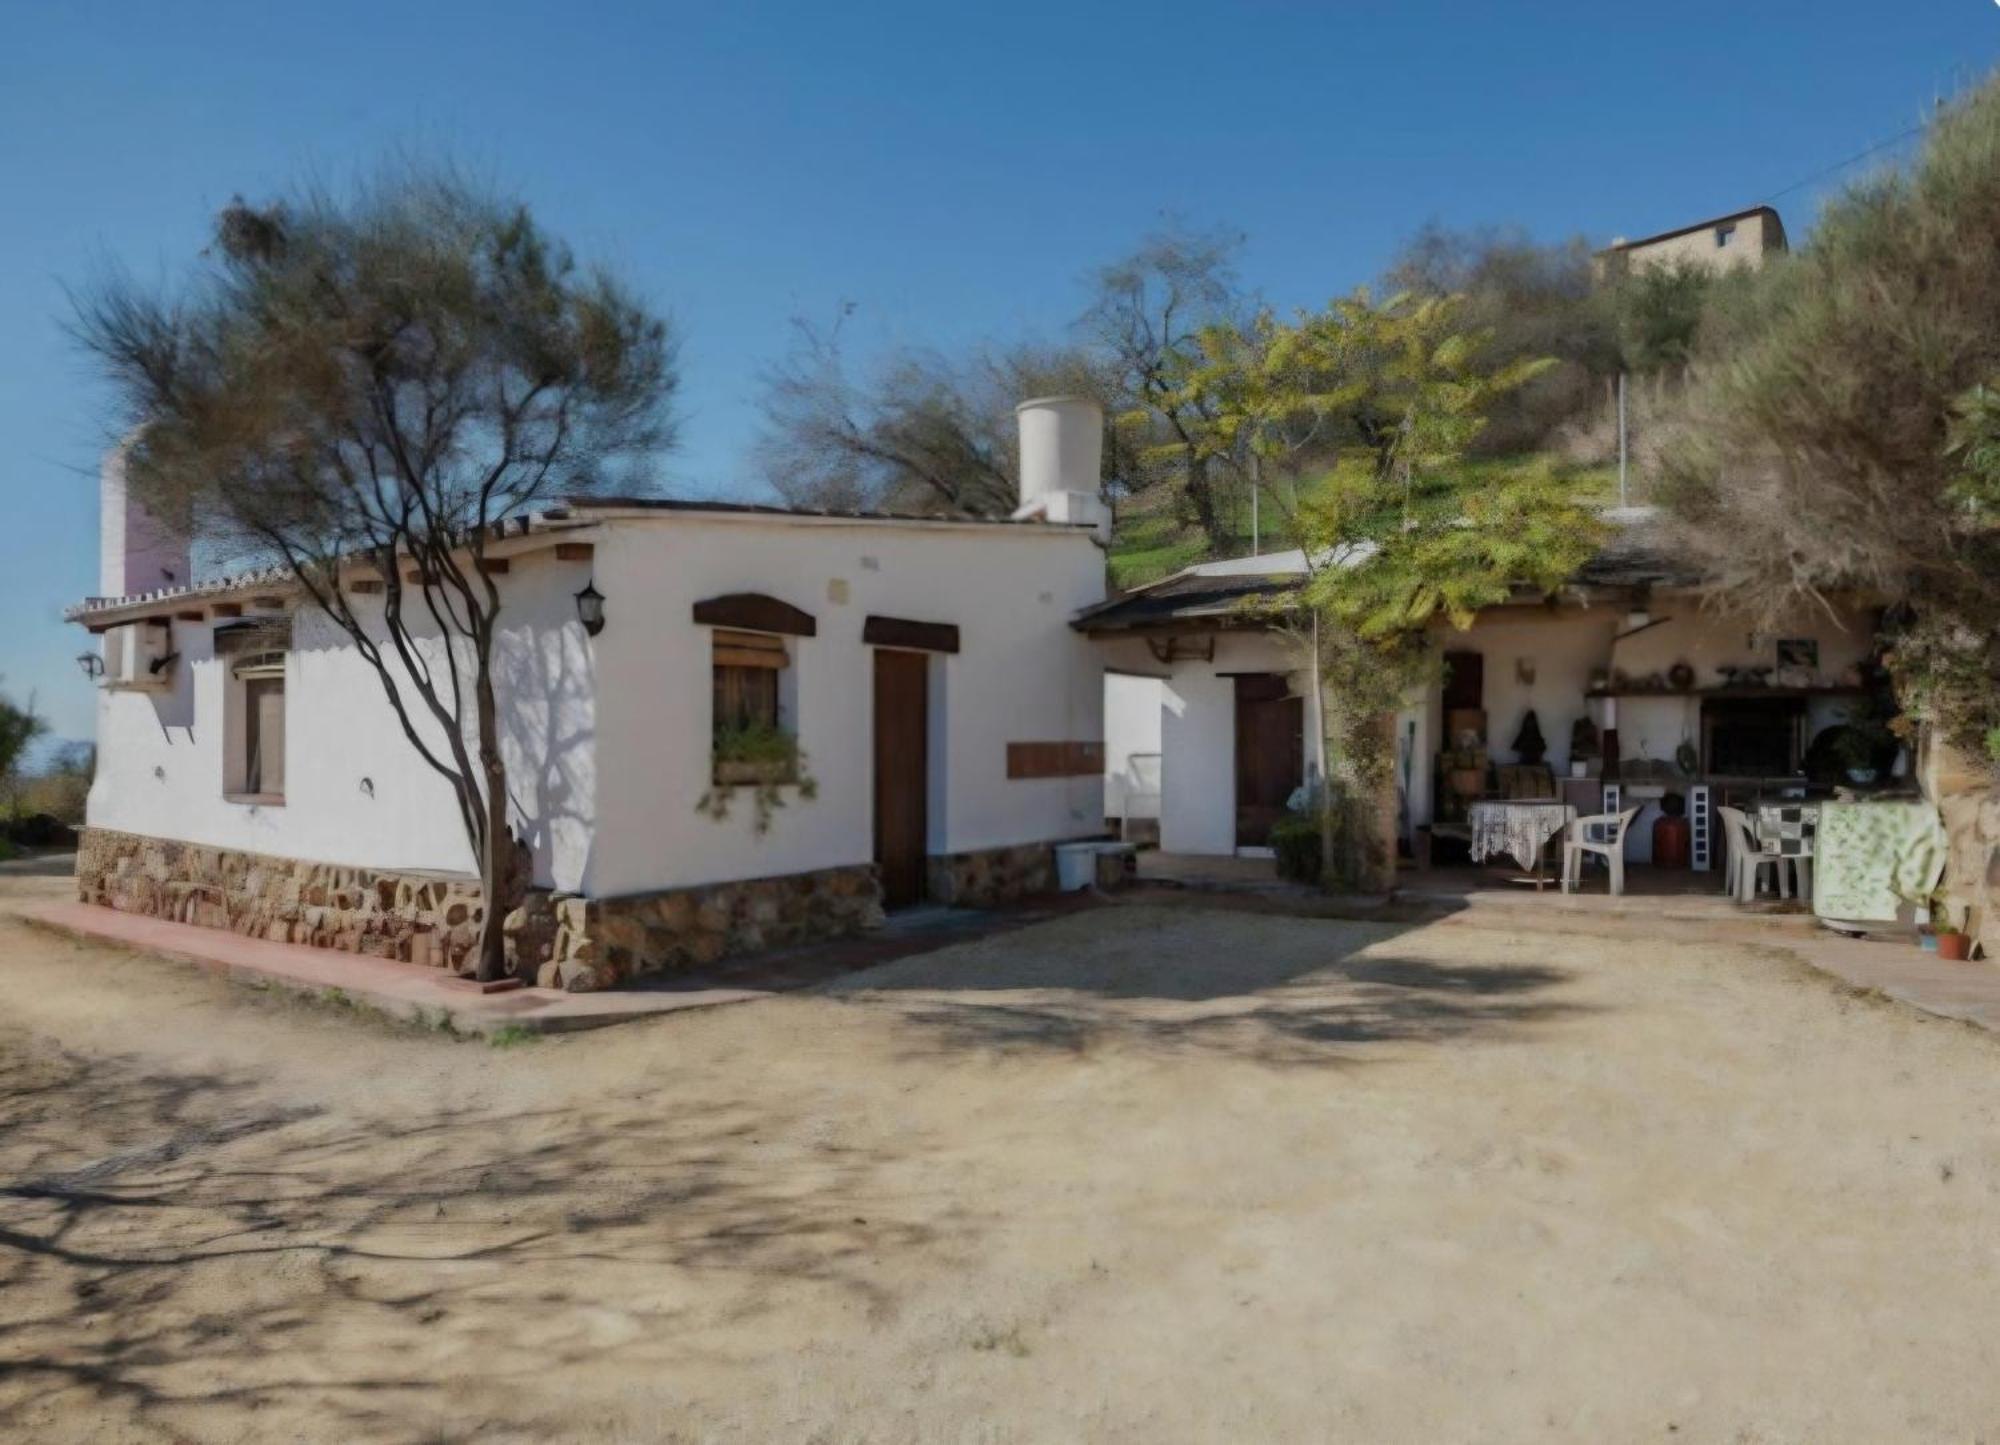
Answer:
[1812,800,1946,923]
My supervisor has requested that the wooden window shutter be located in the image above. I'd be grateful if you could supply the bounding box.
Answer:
[712,629,788,670]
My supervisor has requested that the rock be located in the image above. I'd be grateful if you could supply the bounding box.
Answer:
[649,891,694,930]
[558,956,605,992]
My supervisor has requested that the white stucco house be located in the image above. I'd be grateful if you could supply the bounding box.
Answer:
[70,401,1115,989]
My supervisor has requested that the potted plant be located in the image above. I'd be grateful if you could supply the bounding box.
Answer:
[1930,891,1974,962]
[1830,722,1889,785]
[712,722,799,786]
[699,723,819,834]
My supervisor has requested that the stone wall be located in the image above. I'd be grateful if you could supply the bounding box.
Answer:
[925,842,1058,907]
[78,827,1103,991]
[73,826,885,994]
[555,865,883,992]
[76,826,493,971]
[1925,736,2000,960]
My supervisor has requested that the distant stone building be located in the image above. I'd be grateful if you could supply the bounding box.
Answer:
[1595,205,1788,278]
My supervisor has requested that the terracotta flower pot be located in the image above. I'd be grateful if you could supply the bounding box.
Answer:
[1937,931,1973,962]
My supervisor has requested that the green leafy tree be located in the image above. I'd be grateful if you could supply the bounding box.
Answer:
[1609,257,1716,376]
[72,170,679,980]
[0,685,48,818]
[1185,291,1601,888]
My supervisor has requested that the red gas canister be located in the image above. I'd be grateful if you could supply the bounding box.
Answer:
[1652,813,1691,870]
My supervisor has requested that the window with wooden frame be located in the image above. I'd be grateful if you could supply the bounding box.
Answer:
[711,629,796,784]
[227,650,288,803]
[216,619,291,805]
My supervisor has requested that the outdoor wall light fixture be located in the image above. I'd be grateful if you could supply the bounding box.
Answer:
[574,580,606,637]
[76,652,105,680]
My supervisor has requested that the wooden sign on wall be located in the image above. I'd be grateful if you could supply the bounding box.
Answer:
[1006,741,1105,780]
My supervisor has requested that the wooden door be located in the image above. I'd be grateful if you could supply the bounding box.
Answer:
[873,649,929,909]
[1234,674,1304,847]
[1442,650,1483,709]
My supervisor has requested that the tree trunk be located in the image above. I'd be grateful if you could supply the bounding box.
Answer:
[473,654,512,984]
[1356,712,1400,894]
[1312,624,1339,892]
[1185,455,1226,551]
[1320,712,1400,896]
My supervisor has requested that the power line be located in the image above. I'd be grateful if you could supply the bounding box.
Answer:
[1763,122,1929,205]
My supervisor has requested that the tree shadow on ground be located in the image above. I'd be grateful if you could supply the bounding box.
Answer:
[0,1037,954,1442]
[828,904,1589,1066]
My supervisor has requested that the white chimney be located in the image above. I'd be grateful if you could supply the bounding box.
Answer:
[99,435,189,598]
[1013,396,1110,544]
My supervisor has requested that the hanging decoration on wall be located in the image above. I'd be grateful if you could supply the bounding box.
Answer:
[1512,709,1548,765]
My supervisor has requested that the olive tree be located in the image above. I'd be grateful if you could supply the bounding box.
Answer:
[1659,74,2000,769]
[72,171,679,979]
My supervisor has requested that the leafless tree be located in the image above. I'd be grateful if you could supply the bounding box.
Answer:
[71,169,678,980]
[1081,223,1249,547]
[1383,223,1621,456]
[754,308,1113,516]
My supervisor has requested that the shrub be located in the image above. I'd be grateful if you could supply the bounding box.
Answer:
[1270,814,1323,883]
[1658,73,2000,768]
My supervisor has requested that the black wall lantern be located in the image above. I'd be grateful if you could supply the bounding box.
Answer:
[574,580,606,637]
[75,651,105,680]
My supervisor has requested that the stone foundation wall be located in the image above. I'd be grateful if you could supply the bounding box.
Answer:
[73,827,885,994]
[76,826,494,971]
[925,842,1058,907]
[558,865,883,992]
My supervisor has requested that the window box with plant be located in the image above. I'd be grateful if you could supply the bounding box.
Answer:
[713,721,801,787]
[698,629,818,832]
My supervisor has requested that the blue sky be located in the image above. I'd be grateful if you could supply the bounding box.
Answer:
[3,1,1994,746]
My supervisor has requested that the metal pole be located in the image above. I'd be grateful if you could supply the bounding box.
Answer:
[1617,372,1629,508]
[1250,451,1261,557]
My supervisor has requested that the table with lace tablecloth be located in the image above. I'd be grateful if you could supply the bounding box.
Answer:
[1467,800,1575,886]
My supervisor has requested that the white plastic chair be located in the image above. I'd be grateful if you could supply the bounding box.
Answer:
[1560,805,1643,895]
[1121,753,1162,843]
[1717,805,1788,904]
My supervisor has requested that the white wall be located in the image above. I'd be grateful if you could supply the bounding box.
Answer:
[87,548,597,890]
[1097,631,1316,857]
[1104,672,1164,821]
[98,440,188,597]
[1434,607,1622,776]
[587,514,1106,898]
[1605,597,1878,764]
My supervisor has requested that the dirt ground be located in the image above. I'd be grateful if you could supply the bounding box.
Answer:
[4,860,2000,1444]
